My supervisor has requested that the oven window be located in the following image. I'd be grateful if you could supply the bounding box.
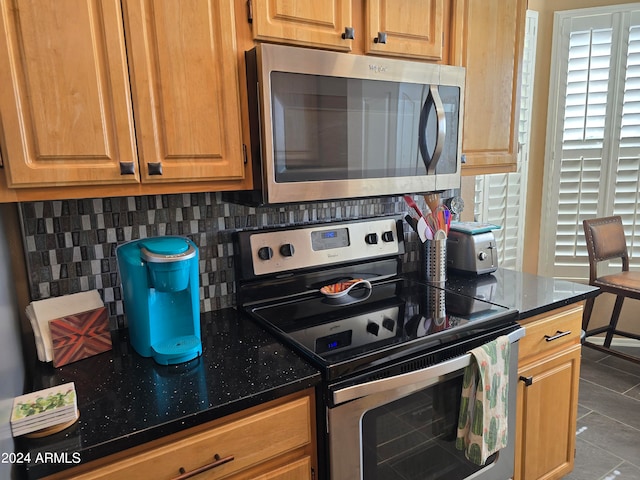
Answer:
[361,373,497,480]
[270,72,459,182]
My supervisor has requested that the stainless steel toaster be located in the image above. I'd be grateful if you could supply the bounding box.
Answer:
[446,229,498,275]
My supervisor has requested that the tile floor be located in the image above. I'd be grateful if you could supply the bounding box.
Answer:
[563,345,640,480]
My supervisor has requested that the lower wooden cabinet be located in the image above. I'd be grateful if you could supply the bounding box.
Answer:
[515,305,583,480]
[45,389,316,480]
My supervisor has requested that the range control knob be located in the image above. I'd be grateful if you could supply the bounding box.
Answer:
[279,243,295,257]
[365,233,379,245]
[381,231,394,242]
[257,246,273,261]
[382,317,395,332]
[366,322,380,336]
[478,251,488,261]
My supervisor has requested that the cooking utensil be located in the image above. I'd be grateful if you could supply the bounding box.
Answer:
[424,193,440,215]
[403,195,425,219]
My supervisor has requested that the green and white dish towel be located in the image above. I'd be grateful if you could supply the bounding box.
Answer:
[456,335,511,466]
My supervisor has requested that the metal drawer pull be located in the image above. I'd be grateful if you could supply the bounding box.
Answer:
[173,454,234,480]
[544,330,571,342]
[519,375,533,386]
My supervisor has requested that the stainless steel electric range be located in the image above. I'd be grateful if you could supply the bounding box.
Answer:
[234,216,523,480]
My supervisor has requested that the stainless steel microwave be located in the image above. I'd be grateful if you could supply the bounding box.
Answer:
[233,43,465,205]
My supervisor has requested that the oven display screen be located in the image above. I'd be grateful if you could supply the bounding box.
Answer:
[315,330,352,353]
[311,228,350,251]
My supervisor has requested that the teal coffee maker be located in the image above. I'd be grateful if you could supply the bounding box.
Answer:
[117,237,202,365]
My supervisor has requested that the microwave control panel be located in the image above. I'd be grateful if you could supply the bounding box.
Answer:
[245,218,402,276]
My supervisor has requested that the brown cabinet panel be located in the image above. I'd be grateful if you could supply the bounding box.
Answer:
[0,0,139,187]
[250,0,353,51]
[123,0,245,183]
[365,0,444,60]
[515,305,583,480]
[50,391,316,480]
[452,0,526,174]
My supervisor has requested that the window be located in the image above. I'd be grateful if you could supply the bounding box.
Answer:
[539,4,640,280]
[474,11,538,271]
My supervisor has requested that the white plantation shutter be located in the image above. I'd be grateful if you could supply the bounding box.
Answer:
[474,11,537,271]
[541,5,640,279]
[615,21,640,260]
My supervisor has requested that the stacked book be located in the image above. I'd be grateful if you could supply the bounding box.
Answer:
[10,383,79,437]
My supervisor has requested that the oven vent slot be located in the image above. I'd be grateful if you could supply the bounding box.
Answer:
[400,354,438,374]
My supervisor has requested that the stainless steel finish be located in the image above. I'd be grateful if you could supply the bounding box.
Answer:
[447,230,498,275]
[425,238,447,283]
[248,217,400,276]
[328,327,524,480]
[253,43,465,204]
[426,85,446,174]
[140,244,196,263]
[332,327,524,405]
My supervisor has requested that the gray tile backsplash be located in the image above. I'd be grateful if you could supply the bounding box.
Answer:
[19,193,422,329]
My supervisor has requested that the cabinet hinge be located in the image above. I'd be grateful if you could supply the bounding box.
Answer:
[243,144,248,164]
[247,0,253,24]
[311,467,316,480]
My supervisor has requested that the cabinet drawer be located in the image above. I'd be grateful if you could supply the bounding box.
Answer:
[248,456,312,480]
[518,305,583,362]
[70,396,311,480]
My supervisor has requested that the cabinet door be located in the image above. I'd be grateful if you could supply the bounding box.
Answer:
[250,0,353,51]
[365,0,444,60]
[451,0,526,174]
[0,0,139,187]
[247,456,312,480]
[123,0,244,183]
[515,345,581,480]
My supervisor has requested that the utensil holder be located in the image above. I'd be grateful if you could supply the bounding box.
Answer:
[424,238,447,284]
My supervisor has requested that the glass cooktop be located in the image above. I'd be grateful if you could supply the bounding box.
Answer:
[247,277,517,381]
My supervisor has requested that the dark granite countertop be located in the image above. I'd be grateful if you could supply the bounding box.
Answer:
[445,268,600,319]
[17,308,320,479]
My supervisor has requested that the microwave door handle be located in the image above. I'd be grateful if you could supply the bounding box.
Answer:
[418,85,447,175]
[333,353,472,405]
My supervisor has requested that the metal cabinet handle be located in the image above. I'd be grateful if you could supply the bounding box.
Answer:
[544,330,571,342]
[119,162,135,175]
[342,27,355,39]
[333,327,526,405]
[374,32,387,44]
[172,454,234,480]
[519,375,533,386]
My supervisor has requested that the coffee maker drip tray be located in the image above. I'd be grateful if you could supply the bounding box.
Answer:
[152,335,202,365]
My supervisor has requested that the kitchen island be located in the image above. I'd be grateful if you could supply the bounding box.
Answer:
[16,268,599,479]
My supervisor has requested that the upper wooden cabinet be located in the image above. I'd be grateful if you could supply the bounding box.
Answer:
[248,0,445,61]
[365,0,444,60]
[250,0,354,51]
[123,0,244,184]
[0,0,245,194]
[451,0,526,174]
[0,0,139,187]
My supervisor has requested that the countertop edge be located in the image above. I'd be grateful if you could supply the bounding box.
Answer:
[22,375,320,479]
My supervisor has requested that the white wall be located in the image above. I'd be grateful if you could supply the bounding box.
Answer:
[0,204,25,479]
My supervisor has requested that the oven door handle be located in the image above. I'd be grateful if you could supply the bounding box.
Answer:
[332,327,525,405]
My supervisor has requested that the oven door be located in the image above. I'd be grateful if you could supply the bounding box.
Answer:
[327,328,524,480]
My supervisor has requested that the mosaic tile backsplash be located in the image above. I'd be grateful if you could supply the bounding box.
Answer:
[19,193,424,329]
